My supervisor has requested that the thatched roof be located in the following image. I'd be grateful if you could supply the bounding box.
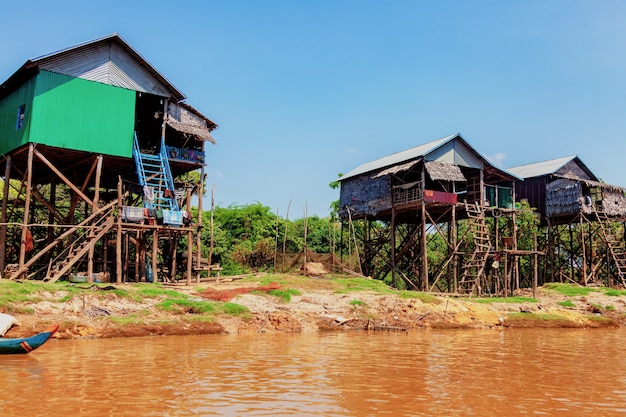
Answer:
[373,160,418,178]
[425,161,466,181]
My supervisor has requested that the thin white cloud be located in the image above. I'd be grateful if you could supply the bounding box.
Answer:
[488,152,507,168]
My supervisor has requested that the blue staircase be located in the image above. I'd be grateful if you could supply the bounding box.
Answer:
[133,133,179,211]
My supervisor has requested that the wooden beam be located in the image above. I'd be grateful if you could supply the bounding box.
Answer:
[34,149,93,206]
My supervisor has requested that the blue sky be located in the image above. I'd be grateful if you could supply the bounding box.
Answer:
[2,1,626,218]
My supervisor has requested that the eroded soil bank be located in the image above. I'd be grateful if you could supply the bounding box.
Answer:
[3,275,624,339]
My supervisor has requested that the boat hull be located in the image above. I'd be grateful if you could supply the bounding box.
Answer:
[0,324,59,354]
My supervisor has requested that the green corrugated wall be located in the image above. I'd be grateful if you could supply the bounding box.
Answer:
[0,77,36,155]
[26,70,136,157]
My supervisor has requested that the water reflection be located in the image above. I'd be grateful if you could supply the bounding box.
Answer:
[1,329,626,416]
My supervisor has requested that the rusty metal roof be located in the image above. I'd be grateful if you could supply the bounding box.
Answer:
[507,155,596,180]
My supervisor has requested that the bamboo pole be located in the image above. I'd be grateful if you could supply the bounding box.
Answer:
[273,207,279,273]
[303,202,308,264]
[208,184,215,267]
[282,201,291,273]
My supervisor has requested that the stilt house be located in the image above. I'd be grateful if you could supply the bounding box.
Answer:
[0,33,217,283]
[508,156,626,286]
[507,155,626,221]
[338,133,519,293]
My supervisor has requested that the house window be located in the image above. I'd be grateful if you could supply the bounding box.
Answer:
[16,104,25,130]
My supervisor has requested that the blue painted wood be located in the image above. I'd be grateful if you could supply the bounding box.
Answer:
[0,324,59,354]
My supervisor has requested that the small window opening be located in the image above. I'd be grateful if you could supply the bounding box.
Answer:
[16,104,25,130]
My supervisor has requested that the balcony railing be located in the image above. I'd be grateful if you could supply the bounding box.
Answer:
[165,145,205,163]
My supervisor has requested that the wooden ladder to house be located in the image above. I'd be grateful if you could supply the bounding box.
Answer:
[459,201,491,294]
[44,215,115,283]
[10,201,118,281]
[132,133,179,211]
[593,206,626,286]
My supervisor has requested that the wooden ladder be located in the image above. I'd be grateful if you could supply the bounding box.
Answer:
[593,206,626,286]
[459,201,491,294]
[44,214,115,283]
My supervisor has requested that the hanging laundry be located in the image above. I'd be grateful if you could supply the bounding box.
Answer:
[143,186,155,204]
[24,228,34,253]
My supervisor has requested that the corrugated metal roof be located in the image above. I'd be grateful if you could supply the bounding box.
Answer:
[4,33,185,102]
[507,155,579,179]
[340,133,458,181]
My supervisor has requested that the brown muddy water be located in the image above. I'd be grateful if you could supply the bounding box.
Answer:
[1,328,625,416]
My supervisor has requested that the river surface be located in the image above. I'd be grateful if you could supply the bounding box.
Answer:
[1,328,625,416]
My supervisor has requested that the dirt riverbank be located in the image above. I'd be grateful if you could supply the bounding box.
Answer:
[3,274,624,339]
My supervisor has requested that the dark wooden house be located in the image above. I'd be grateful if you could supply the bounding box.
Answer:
[508,156,626,286]
[0,33,217,283]
[338,133,520,294]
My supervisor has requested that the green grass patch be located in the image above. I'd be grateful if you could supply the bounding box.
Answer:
[604,289,626,297]
[350,299,368,307]
[157,299,217,314]
[557,300,576,308]
[586,315,613,323]
[332,277,396,294]
[267,288,300,303]
[156,298,249,317]
[543,283,598,297]
[107,312,150,325]
[507,312,568,321]
[135,286,186,299]
[471,296,537,304]
[398,291,442,304]
[221,302,250,316]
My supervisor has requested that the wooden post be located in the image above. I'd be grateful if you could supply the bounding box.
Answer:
[391,206,396,286]
[195,171,205,281]
[186,188,193,285]
[580,214,587,284]
[171,234,178,281]
[123,233,129,283]
[533,233,538,298]
[0,155,11,276]
[152,230,158,283]
[116,177,123,285]
[87,157,102,284]
[421,205,428,292]
[208,183,215,268]
[47,182,56,247]
[452,203,458,294]
[135,231,141,282]
[19,144,34,272]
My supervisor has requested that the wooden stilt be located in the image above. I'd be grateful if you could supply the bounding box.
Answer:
[116,177,123,285]
[0,155,11,276]
[19,144,34,274]
[186,188,192,285]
